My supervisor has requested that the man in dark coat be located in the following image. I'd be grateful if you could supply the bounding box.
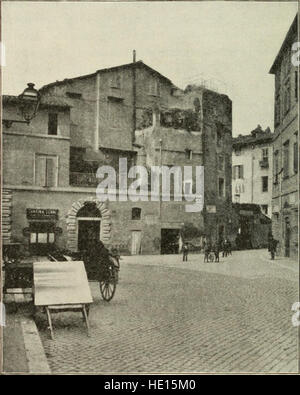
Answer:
[268,236,278,260]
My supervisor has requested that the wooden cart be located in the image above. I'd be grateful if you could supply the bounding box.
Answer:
[47,250,120,302]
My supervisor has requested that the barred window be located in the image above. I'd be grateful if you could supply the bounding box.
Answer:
[132,207,141,220]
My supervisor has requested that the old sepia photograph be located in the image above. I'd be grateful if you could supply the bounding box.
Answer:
[0,1,299,376]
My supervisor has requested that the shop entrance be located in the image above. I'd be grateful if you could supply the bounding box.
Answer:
[161,229,180,254]
[239,216,253,249]
[76,202,101,252]
[78,220,100,251]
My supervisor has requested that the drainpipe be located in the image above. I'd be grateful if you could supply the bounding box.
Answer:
[132,50,137,147]
[159,138,162,221]
[251,149,254,203]
[95,72,100,151]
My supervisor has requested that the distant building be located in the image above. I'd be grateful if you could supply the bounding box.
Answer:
[3,60,232,256]
[231,203,271,250]
[269,14,298,258]
[232,125,273,218]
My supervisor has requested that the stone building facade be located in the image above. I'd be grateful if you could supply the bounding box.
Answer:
[232,126,273,218]
[269,13,299,259]
[2,60,232,255]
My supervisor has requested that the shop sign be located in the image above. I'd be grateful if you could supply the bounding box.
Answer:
[26,208,58,220]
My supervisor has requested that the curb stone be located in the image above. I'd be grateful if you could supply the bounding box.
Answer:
[21,319,51,374]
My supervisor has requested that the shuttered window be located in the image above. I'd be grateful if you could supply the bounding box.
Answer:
[35,155,58,187]
[283,140,290,178]
[232,165,243,179]
[262,176,268,192]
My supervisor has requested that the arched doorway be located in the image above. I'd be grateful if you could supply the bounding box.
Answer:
[77,202,101,251]
[66,197,111,251]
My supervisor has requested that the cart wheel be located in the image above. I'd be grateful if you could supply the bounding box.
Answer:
[208,253,214,262]
[99,280,116,301]
[99,265,117,302]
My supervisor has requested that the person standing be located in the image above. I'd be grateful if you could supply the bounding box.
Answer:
[268,236,278,260]
[182,242,189,262]
[204,242,211,263]
[213,243,220,262]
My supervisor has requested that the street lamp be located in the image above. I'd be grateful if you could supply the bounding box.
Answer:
[3,83,40,128]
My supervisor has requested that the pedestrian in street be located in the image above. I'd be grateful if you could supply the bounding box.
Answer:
[222,239,227,257]
[268,236,278,260]
[213,243,220,263]
[222,239,231,257]
[226,239,232,256]
[204,242,211,263]
[182,242,189,262]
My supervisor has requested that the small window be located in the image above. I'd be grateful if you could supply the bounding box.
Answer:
[262,148,268,160]
[283,140,290,178]
[218,177,225,198]
[283,80,291,115]
[232,165,243,180]
[274,150,279,184]
[185,149,192,160]
[66,92,82,99]
[48,113,58,135]
[294,133,298,174]
[275,95,281,126]
[218,155,224,171]
[132,207,141,220]
[261,205,268,215]
[262,176,268,192]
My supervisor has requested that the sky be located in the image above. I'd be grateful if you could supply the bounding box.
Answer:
[2,1,298,136]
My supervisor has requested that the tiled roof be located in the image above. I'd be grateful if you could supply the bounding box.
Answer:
[39,61,176,92]
[233,126,273,148]
[269,13,298,74]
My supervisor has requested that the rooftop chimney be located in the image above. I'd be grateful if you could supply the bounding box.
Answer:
[133,50,136,63]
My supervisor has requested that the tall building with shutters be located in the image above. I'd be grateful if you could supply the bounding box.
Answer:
[269,13,298,259]
[232,125,273,218]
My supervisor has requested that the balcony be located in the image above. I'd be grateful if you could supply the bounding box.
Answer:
[70,172,98,187]
[259,159,269,169]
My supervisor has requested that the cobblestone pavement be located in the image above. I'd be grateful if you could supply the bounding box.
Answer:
[37,249,299,373]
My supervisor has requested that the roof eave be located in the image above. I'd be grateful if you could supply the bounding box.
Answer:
[269,13,298,74]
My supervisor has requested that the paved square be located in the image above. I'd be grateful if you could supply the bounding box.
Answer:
[37,250,299,373]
